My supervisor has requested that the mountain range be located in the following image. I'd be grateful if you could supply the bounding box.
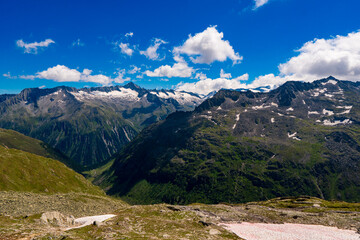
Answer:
[0,83,204,167]
[93,77,360,204]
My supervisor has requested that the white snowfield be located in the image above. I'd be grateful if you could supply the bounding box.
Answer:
[322,79,338,85]
[65,214,116,230]
[323,119,352,126]
[222,222,359,240]
[72,89,140,101]
[150,91,202,105]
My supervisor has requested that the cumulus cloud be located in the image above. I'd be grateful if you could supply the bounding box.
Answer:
[119,43,134,56]
[278,30,360,81]
[194,72,207,80]
[144,62,194,78]
[140,38,167,60]
[5,65,131,86]
[37,65,82,82]
[176,73,249,95]
[254,0,269,9]
[173,26,242,64]
[113,69,131,83]
[220,69,232,78]
[16,39,55,54]
[245,30,360,90]
[125,32,134,37]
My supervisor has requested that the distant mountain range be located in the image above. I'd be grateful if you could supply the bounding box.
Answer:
[94,77,360,204]
[0,83,204,167]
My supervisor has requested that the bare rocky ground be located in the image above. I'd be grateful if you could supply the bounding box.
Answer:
[0,193,359,240]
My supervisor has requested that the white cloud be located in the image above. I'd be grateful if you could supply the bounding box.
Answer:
[119,43,134,56]
[7,65,131,86]
[176,73,249,95]
[113,69,131,83]
[72,38,84,47]
[173,26,242,64]
[16,39,55,54]
[37,65,82,82]
[247,30,360,90]
[3,73,15,79]
[220,69,232,78]
[140,38,167,60]
[128,66,141,74]
[278,30,360,81]
[194,72,207,80]
[125,32,134,37]
[248,74,291,89]
[254,0,270,9]
[144,62,194,78]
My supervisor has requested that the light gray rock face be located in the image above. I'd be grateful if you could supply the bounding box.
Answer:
[40,211,75,226]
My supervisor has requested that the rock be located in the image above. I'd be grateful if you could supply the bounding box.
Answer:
[209,229,220,235]
[40,211,75,226]
[199,220,211,226]
[167,206,180,211]
[93,221,102,227]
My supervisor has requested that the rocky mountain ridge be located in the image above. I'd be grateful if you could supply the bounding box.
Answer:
[95,77,360,204]
[0,83,204,167]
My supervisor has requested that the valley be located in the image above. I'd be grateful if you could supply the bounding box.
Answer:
[0,77,359,239]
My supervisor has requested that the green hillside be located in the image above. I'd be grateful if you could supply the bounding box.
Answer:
[95,78,360,204]
[0,145,104,195]
[0,128,79,170]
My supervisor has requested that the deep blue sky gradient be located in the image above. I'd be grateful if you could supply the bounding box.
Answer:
[1,0,359,93]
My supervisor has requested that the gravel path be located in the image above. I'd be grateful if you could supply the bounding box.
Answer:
[222,222,359,240]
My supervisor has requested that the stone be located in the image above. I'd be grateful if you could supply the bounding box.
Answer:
[209,229,220,235]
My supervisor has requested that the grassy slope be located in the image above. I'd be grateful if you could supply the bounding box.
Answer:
[0,128,79,170]
[95,106,360,204]
[0,145,104,195]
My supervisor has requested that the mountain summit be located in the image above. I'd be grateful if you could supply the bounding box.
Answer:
[0,84,204,167]
[95,77,360,204]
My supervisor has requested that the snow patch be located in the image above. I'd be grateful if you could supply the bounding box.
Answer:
[270,102,278,107]
[322,109,334,116]
[72,89,140,101]
[321,80,338,85]
[323,119,352,126]
[150,91,202,105]
[288,132,301,141]
[217,106,222,110]
[122,128,131,142]
[232,113,240,129]
[324,94,334,98]
[222,222,359,240]
[336,106,352,109]
[252,104,270,110]
[286,107,294,111]
[271,118,275,123]
[338,110,351,115]
[308,111,320,115]
[66,214,116,230]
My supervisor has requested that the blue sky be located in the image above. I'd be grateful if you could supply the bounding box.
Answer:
[1,0,360,94]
